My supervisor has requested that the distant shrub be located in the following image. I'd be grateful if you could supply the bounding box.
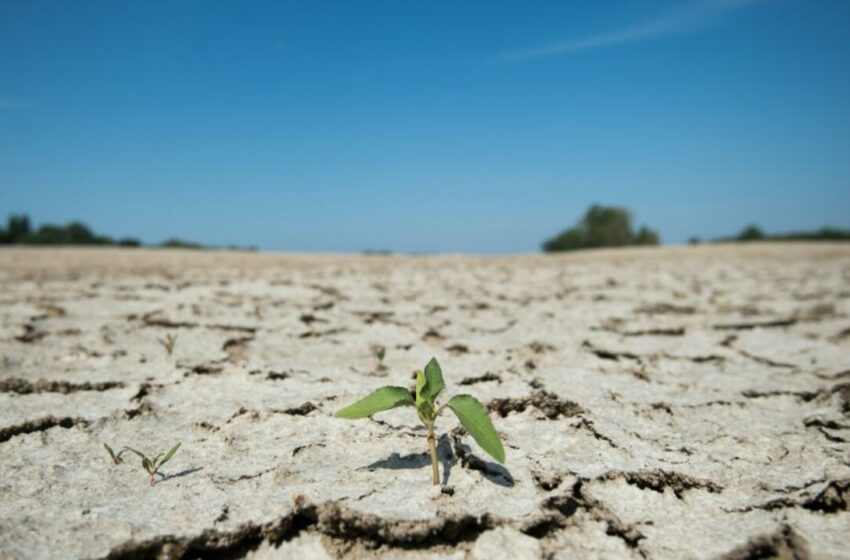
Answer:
[7,215,31,242]
[542,227,585,252]
[736,225,765,241]
[159,238,202,249]
[542,205,660,252]
[20,221,113,245]
[711,224,850,243]
[0,214,32,244]
[634,226,659,246]
[0,213,203,248]
[716,225,850,243]
[770,227,850,241]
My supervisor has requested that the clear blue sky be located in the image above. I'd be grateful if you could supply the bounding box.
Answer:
[1,0,849,252]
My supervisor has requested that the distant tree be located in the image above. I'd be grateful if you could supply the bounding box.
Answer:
[23,225,66,244]
[0,214,111,245]
[6,214,31,243]
[583,205,634,248]
[688,236,701,245]
[772,227,850,241]
[0,213,213,249]
[737,225,765,241]
[159,238,202,249]
[634,226,660,246]
[542,204,660,252]
[21,222,107,245]
[542,227,585,252]
[713,224,850,243]
[67,222,93,243]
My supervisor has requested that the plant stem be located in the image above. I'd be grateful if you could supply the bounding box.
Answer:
[426,422,440,486]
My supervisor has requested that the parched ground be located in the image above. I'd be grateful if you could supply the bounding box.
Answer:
[0,244,848,560]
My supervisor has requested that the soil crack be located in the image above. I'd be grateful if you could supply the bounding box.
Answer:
[0,415,91,443]
[713,318,797,331]
[0,378,125,394]
[598,469,723,499]
[488,391,583,419]
[718,524,809,560]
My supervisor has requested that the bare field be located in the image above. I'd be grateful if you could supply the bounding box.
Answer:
[1,244,849,559]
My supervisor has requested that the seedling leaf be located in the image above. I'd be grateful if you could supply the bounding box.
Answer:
[446,394,505,463]
[104,443,122,465]
[415,371,426,401]
[420,357,445,403]
[335,386,414,419]
[159,442,181,467]
[414,372,433,422]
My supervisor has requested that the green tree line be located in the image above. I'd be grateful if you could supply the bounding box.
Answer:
[0,214,202,248]
[542,205,660,252]
[714,224,850,243]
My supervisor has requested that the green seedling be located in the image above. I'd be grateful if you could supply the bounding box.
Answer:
[372,344,388,375]
[104,443,126,465]
[335,357,504,485]
[124,443,182,486]
[158,333,178,356]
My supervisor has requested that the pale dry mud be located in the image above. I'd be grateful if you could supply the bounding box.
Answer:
[0,244,848,560]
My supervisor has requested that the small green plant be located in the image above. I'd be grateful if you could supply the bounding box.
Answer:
[158,333,178,356]
[104,443,126,465]
[371,344,388,375]
[105,442,181,486]
[374,344,386,364]
[335,357,504,485]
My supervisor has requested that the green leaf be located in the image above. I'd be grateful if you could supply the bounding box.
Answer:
[142,456,153,474]
[446,394,505,463]
[415,371,426,401]
[414,372,433,423]
[420,358,445,403]
[104,443,121,465]
[159,443,181,467]
[335,386,414,419]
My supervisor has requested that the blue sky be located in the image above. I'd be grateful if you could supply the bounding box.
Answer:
[1,0,849,252]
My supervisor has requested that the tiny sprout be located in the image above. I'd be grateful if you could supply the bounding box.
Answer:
[104,443,126,465]
[371,344,388,375]
[335,357,504,485]
[118,443,182,486]
[158,333,178,356]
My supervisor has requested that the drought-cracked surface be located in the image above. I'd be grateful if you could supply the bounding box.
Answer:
[0,244,848,559]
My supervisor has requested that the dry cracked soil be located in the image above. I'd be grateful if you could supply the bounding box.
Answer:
[0,244,848,560]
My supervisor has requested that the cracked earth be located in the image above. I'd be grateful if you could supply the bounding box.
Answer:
[0,244,848,560]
